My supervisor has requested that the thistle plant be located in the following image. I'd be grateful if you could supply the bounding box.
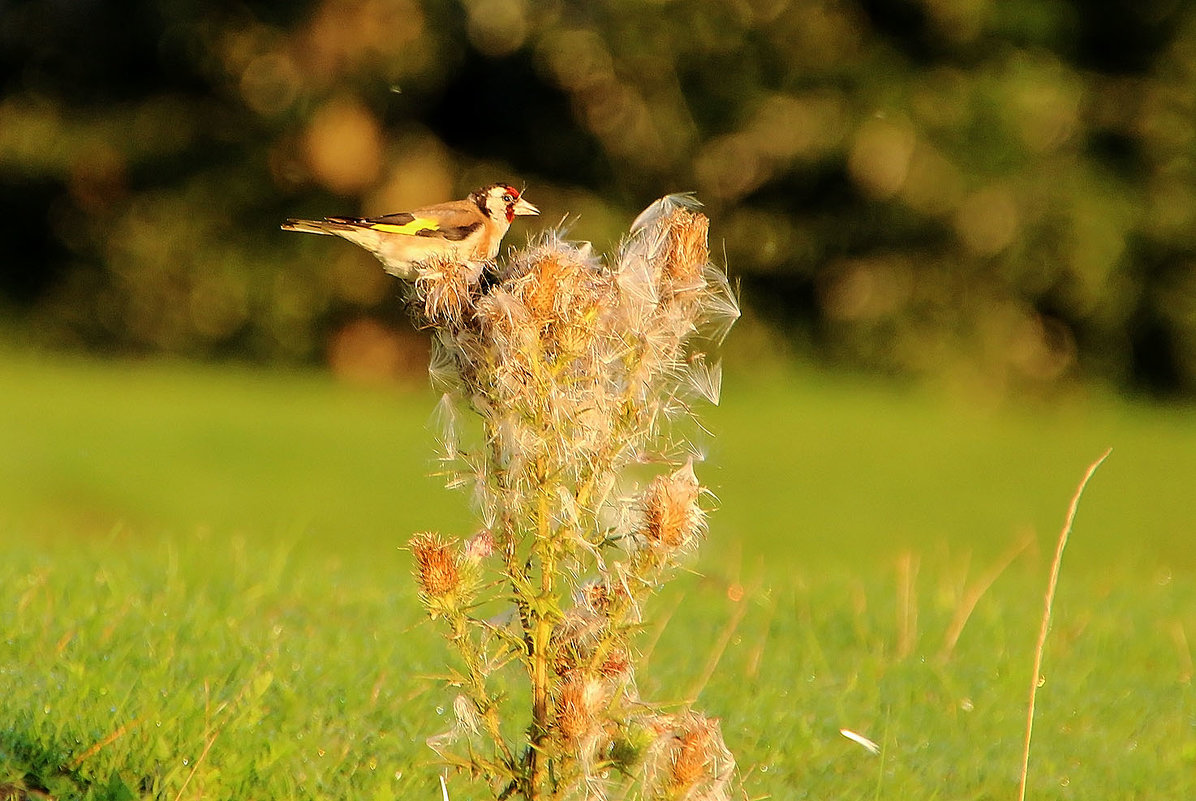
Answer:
[404,194,740,801]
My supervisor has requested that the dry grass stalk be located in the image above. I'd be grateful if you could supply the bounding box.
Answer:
[895,551,919,660]
[1017,448,1111,801]
[938,529,1034,662]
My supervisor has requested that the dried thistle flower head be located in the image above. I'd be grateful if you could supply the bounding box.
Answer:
[643,712,736,801]
[463,528,495,563]
[555,672,608,744]
[510,247,582,325]
[660,207,710,288]
[415,256,484,327]
[409,531,460,600]
[580,581,613,615]
[597,647,631,680]
[670,717,713,791]
[641,460,705,551]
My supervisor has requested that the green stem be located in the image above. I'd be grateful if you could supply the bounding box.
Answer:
[447,610,517,778]
[527,481,556,800]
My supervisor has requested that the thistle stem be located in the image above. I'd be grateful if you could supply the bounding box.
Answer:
[448,611,517,776]
[527,473,556,799]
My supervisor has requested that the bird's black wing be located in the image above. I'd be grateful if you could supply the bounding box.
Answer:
[341,211,481,241]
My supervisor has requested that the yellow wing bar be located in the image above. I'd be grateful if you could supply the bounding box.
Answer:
[370,217,439,235]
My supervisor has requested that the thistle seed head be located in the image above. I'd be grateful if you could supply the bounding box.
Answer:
[463,528,495,563]
[660,208,710,289]
[555,672,608,743]
[597,647,632,680]
[642,712,735,801]
[641,460,705,551]
[551,603,605,676]
[581,581,614,615]
[669,716,714,792]
[415,257,484,327]
[514,250,577,325]
[409,531,460,599]
[474,288,532,351]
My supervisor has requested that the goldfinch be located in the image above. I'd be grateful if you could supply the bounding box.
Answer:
[282,184,539,280]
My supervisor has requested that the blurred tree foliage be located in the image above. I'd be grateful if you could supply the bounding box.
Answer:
[2,0,1195,396]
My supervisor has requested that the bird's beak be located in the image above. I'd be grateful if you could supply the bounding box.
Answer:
[513,197,539,216]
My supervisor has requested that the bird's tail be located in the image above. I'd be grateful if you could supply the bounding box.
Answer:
[281,218,357,235]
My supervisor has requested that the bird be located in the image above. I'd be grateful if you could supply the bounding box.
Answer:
[282,183,539,280]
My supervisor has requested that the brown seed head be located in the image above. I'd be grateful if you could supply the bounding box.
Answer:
[543,317,595,362]
[669,716,716,792]
[556,672,607,743]
[518,251,575,324]
[552,646,580,677]
[551,605,604,676]
[660,209,709,287]
[409,531,460,598]
[581,582,613,615]
[474,289,537,363]
[641,462,703,550]
[641,712,735,801]
[598,648,631,680]
[508,244,609,362]
[416,257,483,327]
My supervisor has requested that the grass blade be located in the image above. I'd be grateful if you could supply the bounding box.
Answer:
[1016,448,1111,801]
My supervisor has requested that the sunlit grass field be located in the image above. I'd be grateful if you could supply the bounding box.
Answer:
[2,350,1194,800]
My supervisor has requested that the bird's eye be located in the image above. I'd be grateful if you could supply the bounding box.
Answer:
[503,193,514,203]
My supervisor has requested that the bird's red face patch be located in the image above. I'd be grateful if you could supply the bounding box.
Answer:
[502,186,520,222]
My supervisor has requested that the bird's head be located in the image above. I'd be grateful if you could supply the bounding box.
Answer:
[475,184,539,224]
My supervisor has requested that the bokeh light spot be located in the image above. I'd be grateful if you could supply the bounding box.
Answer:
[302,97,383,195]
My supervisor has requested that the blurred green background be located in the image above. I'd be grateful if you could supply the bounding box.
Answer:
[4,0,1196,398]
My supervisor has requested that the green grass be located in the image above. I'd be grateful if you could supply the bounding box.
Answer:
[2,350,1195,800]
